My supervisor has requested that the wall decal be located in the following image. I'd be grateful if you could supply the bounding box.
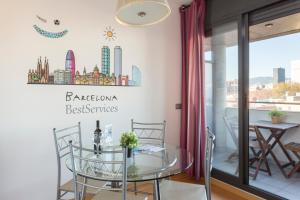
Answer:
[27,46,142,86]
[104,26,117,41]
[65,91,119,115]
[33,15,68,39]
[36,15,47,23]
[54,19,60,25]
[33,25,68,38]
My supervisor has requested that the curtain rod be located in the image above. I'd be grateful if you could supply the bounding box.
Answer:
[180,4,191,11]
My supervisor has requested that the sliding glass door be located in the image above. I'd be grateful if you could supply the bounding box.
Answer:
[206,1,300,200]
[248,11,300,200]
[205,22,239,176]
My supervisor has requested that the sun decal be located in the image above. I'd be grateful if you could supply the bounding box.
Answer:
[104,26,117,41]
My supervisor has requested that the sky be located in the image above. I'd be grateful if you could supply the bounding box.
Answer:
[206,32,300,81]
[250,32,300,79]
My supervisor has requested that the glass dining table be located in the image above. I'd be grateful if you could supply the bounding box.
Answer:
[65,143,193,200]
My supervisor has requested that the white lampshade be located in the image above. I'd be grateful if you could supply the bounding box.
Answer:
[116,0,171,26]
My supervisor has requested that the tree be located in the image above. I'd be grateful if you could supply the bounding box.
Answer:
[273,82,300,97]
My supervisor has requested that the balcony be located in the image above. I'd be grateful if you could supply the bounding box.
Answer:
[212,102,300,200]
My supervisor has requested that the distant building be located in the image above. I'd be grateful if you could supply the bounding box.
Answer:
[129,65,141,86]
[226,79,238,94]
[65,50,76,84]
[102,46,110,76]
[92,65,100,85]
[64,70,72,84]
[114,46,122,78]
[74,66,116,86]
[119,75,129,86]
[28,57,49,84]
[75,67,89,85]
[54,69,65,84]
[48,74,54,84]
[54,69,71,84]
[273,67,285,85]
[291,60,300,83]
[54,70,65,84]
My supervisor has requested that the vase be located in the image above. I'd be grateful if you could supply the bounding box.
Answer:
[271,116,281,124]
[127,148,133,158]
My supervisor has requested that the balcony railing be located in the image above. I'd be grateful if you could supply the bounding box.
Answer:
[249,101,300,105]
[225,100,300,111]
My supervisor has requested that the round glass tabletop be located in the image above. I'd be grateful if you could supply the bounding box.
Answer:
[65,143,193,182]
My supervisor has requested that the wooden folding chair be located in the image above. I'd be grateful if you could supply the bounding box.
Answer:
[284,142,300,178]
[249,126,272,180]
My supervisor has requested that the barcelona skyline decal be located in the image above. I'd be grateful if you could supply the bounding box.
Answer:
[27,46,142,86]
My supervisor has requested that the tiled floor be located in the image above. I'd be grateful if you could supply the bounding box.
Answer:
[214,147,300,200]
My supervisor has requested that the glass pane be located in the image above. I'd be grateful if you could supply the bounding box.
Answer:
[205,22,239,176]
[249,12,300,200]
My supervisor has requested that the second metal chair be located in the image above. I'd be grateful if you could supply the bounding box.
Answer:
[53,122,105,200]
[68,141,148,200]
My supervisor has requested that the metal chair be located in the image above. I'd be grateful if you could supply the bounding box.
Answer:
[131,119,166,194]
[131,119,166,147]
[159,127,215,200]
[53,122,105,200]
[204,127,215,200]
[68,141,148,200]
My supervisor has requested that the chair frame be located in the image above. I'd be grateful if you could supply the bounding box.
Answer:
[69,141,128,200]
[205,127,215,200]
[284,142,300,178]
[131,119,166,195]
[157,128,214,200]
[249,126,272,180]
[131,119,166,147]
[223,116,239,161]
[53,122,82,200]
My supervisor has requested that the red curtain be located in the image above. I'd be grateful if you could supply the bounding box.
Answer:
[180,0,206,180]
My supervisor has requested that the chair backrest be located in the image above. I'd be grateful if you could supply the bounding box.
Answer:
[53,122,82,190]
[223,116,238,148]
[204,127,215,200]
[131,119,166,147]
[69,141,128,200]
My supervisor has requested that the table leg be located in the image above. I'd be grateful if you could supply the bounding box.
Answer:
[154,179,161,200]
[80,177,87,200]
[259,129,285,158]
[261,129,293,178]
[273,133,293,163]
[255,130,274,157]
[265,130,281,152]
[269,148,289,178]
[254,127,274,157]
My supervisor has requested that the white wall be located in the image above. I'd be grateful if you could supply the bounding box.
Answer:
[0,0,182,199]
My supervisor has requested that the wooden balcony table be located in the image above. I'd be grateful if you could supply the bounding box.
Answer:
[250,120,300,178]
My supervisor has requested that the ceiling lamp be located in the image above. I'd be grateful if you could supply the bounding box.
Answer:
[115,0,171,27]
